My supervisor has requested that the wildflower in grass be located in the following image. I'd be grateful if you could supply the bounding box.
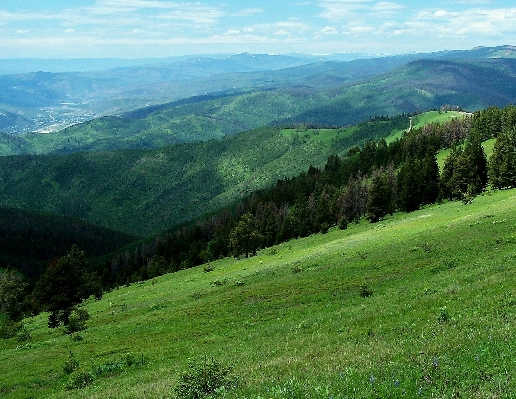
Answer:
[369,375,375,383]
[432,357,439,368]
[394,379,399,387]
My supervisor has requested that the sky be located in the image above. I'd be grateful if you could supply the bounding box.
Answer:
[1,0,516,59]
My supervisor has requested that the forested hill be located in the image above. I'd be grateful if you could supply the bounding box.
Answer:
[279,58,516,127]
[2,57,516,155]
[0,206,137,280]
[0,115,415,237]
[101,105,515,287]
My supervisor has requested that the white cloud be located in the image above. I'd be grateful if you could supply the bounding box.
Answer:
[231,8,263,17]
[275,30,291,36]
[318,26,339,35]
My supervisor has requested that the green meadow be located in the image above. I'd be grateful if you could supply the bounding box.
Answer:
[1,187,515,398]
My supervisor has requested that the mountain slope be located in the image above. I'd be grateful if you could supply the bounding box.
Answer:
[1,187,515,398]
[0,206,137,279]
[281,58,516,126]
[0,114,420,236]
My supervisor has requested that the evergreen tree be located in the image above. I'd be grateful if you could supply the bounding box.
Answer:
[366,167,391,222]
[420,151,440,205]
[33,246,102,328]
[338,174,368,223]
[489,128,516,189]
[462,137,488,196]
[440,146,462,200]
[397,157,422,212]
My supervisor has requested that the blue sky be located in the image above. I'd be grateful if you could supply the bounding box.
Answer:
[1,0,515,58]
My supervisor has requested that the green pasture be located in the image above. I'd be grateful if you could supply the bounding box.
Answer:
[1,187,515,398]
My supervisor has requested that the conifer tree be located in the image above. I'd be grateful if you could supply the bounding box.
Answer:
[420,151,440,205]
[366,167,391,222]
[33,246,101,328]
[397,157,422,212]
[489,128,516,189]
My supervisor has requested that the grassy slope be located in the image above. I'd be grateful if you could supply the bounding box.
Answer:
[1,188,515,398]
[385,110,465,144]
[436,138,496,171]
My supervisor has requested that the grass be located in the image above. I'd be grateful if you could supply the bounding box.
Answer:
[1,187,515,398]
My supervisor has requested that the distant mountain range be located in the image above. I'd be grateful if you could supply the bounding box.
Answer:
[1,45,515,135]
[1,46,516,155]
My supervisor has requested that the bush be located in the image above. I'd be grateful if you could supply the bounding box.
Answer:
[0,320,23,339]
[174,356,237,399]
[360,284,373,298]
[16,324,31,342]
[339,217,349,230]
[203,264,215,273]
[64,308,90,335]
[65,371,94,390]
[63,352,79,375]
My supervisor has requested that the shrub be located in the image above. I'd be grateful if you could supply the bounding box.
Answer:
[63,352,79,375]
[438,307,450,323]
[174,356,237,399]
[339,217,349,230]
[64,308,90,335]
[360,284,373,298]
[65,371,94,390]
[16,324,31,342]
[92,360,125,376]
[124,351,146,367]
[0,320,22,339]
[203,264,215,273]
[291,264,303,274]
[70,333,84,342]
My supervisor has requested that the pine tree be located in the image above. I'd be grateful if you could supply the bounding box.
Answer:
[366,167,391,222]
[489,128,516,189]
[420,151,440,205]
[397,157,422,212]
[462,137,488,195]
